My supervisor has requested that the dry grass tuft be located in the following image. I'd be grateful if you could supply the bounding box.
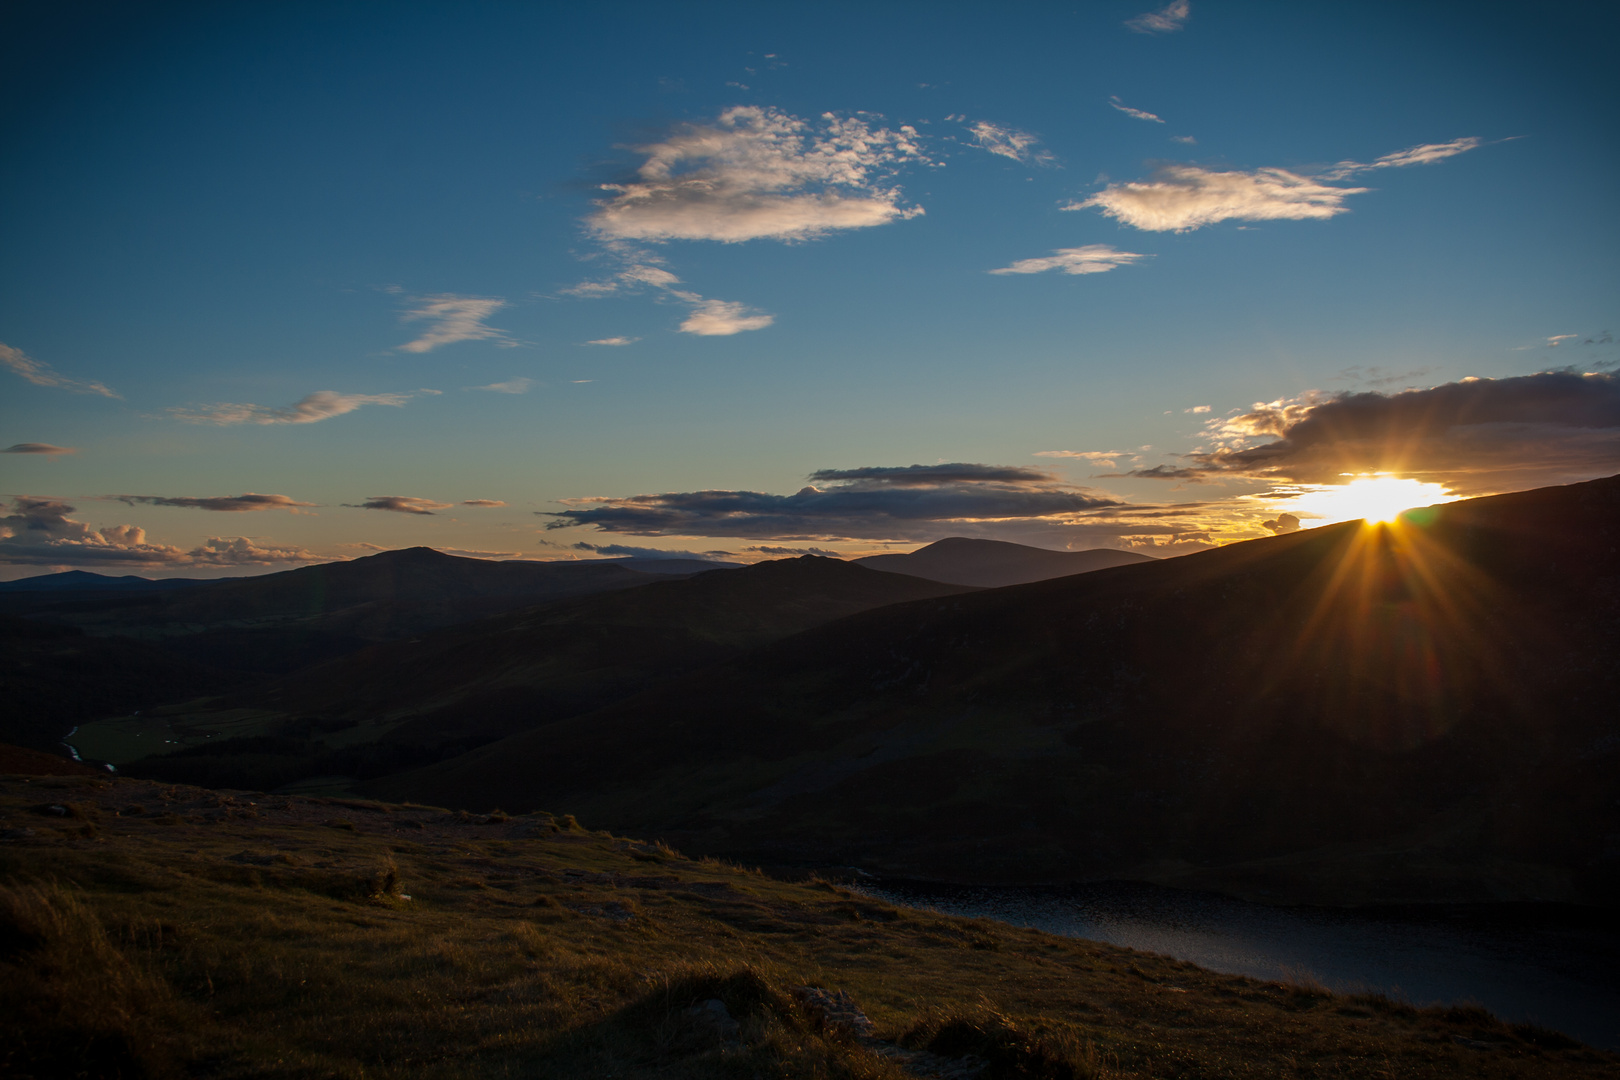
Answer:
[0,881,185,1079]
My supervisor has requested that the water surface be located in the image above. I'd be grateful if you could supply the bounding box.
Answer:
[864,880,1620,1050]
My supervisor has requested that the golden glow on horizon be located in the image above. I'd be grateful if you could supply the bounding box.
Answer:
[1272,473,1460,526]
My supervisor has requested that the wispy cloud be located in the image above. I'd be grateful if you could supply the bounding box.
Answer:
[584,336,640,346]
[168,390,415,426]
[989,245,1151,277]
[1108,96,1164,124]
[1125,0,1190,34]
[1319,137,1485,181]
[745,544,842,557]
[0,497,317,568]
[1171,135,1197,145]
[398,295,513,353]
[965,121,1054,165]
[544,462,1120,542]
[1,342,119,398]
[462,499,506,507]
[116,493,316,512]
[468,377,534,394]
[3,443,76,455]
[679,299,776,336]
[345,495,452,515]
[1034,449,1129,469]
[1183,404,1211,413]
[569,258,774,337]
[590,106,928,244]
[1072,137,1487,233]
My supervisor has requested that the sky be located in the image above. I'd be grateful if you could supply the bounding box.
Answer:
[2,0,1616,578]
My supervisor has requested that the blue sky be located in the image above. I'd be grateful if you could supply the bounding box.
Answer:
[2,1,1616,577]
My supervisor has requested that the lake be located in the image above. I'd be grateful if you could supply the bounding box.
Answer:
[862,880,1620,1050]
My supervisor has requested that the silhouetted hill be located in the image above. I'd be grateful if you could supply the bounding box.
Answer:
[592,557,744,574]
[0,569,209,592]
[17,548,661,674]
[856,537,1155,587]
[372,476,1620,905]
[118,557,975,790]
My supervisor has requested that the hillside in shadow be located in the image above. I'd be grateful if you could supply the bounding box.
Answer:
[369,476,1620,905]
[856,537,1154,587]
[117,558,975,791]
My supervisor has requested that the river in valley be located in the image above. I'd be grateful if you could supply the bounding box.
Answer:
[862,880,1620,1050]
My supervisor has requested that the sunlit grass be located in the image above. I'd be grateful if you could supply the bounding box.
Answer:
[1,775,1607,1078]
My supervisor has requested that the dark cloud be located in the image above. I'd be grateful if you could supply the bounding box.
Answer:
[462,499,507,507]
[1262,513,1301,535]
[0,498,316,568]
[745,545,843,557]
[543,462,1121,541]
[1114,465,1213,482]
[571,542,733,561]
[116,493,315,513]
[344,496,452,515]
[1134,372,1620,494]
[3,443,75,455]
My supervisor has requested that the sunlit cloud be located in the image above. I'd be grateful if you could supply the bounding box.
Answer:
[1,342,119,398]
[1071,137,1486,233]
[679,298,776,335]
[3,443,76,455]
[115,493,316,513]
[585,336,639,346]
[1108,96,1163,124]
[589,106,928,243]
[1126,371,1620,494]
[1257,474,1460,527]
[1184,404,1211,413]
[345,495,452,515]
[468,377,534,394]
[965,121,1054,165]
[398,295,513,353]
[1125,0,1189,34]
[988,245,1151,276]
[1546,334,1579,347]
[543,462,1121,542]
[168,390,416,426]
[1071,165,1366,232]
[0,497,317,568]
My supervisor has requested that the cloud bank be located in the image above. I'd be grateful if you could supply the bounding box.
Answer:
[544,462,1121,542]
[1,343,119,398]
[399,296,512,353]
[116,493,316,513]
[169,390,416,426]
[989,245,1151,276]
[590,106,928,243]
[1130,371,1620,493]
[0,498,316,568]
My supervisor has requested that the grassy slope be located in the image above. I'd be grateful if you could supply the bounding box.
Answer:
[2,773,1611,1080]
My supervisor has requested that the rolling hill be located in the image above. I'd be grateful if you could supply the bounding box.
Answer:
[855,537,1155,587]
[114,557,976,790]
[369,476,1620,905]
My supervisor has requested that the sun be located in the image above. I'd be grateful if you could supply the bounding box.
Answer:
[1271,474,1459,526]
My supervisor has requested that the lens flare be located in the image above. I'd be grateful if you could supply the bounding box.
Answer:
[1268,474,1459,526]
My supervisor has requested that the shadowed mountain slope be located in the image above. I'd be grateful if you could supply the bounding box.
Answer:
[118,557,975,790]
[856,537,1155,587]
[371,476,1620,905]
[15,548,659,674]
[0,570,209,593]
